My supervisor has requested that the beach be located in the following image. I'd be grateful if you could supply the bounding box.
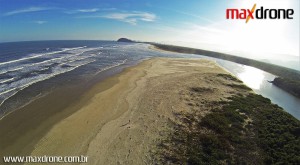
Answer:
[2,57,296,164]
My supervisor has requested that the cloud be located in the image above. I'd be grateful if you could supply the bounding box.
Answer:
[101,8,117,11]
[65,8,103,14]
[77,11,156,25]
[171,10,215,24]
[33,20,47,24]
[4,7,51,16]
[184,23,226,34]
[102,11,156,25]
[154,6,215,24]
[77,8,99,13]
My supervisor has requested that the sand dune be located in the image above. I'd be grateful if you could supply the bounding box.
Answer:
[1,58,247,164]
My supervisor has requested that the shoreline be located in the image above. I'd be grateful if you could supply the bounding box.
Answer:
[151,44,300,98]
[1,57,299,164]
[0,61,133,159]
[0,58,236,162]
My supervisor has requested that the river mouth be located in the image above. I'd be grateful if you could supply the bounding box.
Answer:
[149,45,300,120]
[217,60,300,120]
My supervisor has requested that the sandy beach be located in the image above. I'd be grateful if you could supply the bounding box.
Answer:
[0,58,250,164]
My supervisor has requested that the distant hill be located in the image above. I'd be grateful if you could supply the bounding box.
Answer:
[117,38,134,42]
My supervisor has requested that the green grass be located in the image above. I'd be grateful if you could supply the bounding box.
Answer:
[226,84,252,91]
[190,87,213,93]
[272,77,300,98]
[217,74,243,83]
[158,93,300,164]
[216,73,252,91]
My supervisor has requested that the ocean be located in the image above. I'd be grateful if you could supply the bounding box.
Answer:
[0,40,299,120]
[0,41,156,117]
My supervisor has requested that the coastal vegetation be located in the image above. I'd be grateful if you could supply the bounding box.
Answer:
[152,44,300,98]
[272,77,300,98]
[158,92,300,164]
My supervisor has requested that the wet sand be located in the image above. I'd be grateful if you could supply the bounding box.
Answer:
[0,58,246,164]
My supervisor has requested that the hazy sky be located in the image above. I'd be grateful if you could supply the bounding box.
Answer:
[0,0,299,57]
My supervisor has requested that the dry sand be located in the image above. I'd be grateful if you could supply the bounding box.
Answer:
[1,58,247,164]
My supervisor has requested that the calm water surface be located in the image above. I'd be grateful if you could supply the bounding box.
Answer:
[217,60,300,120]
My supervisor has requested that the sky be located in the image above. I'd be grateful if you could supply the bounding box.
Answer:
[0,0,299,63]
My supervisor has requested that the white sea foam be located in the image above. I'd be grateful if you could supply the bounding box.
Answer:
[0,47,98,75]
[25,52,83,67]
[62,46,86,51]
[0,78,14,84]
[0,90,19,119]
[0,46,86,66]
[0,67,24,75]
[0,44,127,116]
[0,87,17,96]
[94,59,127,75]
[39,67,50,71]
[0,59,96,110]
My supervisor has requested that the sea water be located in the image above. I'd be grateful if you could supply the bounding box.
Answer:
[0,41,299,120]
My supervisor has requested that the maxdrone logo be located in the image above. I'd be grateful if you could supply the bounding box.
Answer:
[226,3,294,23]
